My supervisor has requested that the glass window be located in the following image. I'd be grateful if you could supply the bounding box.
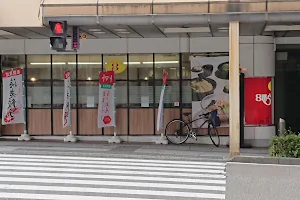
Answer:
[182,53,191,79]
[1,55,25,71]
[116,81,127,108]
[53,81,77,109]
[27,81,51,108]
[78,55,102,81]
[27,55,51,81]
[129,54,153,80]
[129,81,154,108]
[155,54,179,80]
[78,81,98,108]
[182,80,192,108]
[103,55,127,80]
[52,55,76,80]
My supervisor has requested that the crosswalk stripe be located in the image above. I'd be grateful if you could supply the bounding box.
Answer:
[0,184,225,199]
[0,192,161,200]
[0,161,225,174]
[0,165,225,178]
[0,171,226,184]
[0,153,226,199]
[0,157,225,169]
[0,177,226,191]
[0,153,225,166]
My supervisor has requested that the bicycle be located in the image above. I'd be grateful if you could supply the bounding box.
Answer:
[165,110,220,147]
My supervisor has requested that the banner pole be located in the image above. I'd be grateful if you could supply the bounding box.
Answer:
[18,67,31,141]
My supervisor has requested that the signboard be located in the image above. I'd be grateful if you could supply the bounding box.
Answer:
[157,71,168,132]
[62,70,71,128]
[191,56,229,128]
[105,60,126,74]
[244,77,272,125]
[2,68,24,124]
[98,71,115,128]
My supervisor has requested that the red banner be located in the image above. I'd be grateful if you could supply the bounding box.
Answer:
[99,71,115,85]
[245,77,272,125]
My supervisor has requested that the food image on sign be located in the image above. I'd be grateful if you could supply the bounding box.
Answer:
[191,56,229,129]
[105,60,126,74]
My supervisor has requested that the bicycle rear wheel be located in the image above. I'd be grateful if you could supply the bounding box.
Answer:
[208,123,220,147]
[165,119,190,144]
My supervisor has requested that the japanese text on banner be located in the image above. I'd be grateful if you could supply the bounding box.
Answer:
[2,68,24,125]
[62,70,71,128]
[98,71,115,128]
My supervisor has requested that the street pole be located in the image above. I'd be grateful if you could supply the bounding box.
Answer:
[229,21,240,158]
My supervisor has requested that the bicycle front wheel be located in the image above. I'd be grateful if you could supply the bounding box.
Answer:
[208,123,220,147]
[165,119,190,144]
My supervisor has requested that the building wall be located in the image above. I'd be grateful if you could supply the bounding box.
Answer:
[0,36,275,146]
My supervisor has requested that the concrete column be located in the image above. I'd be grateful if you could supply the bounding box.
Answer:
[229,21,240,158]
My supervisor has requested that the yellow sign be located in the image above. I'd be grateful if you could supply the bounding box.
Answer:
[268,81,271,91]
[105,60,126,74]
[81,34,87,39]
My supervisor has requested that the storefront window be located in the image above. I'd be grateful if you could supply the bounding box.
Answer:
[52,55,76,80]
[52,81,76,109]
[129,54,153,80]
[155,54,179,80]
[182,53,191,79]
[27,81,51,108]
[103,55,127,80]
[27,55,51,81]
[78,55,102,80]
[128,54,154,107]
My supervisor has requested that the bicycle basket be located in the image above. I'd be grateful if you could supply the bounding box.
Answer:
[211,110,221,128]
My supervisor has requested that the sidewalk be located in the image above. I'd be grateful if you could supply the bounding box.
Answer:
[0,140,269,161]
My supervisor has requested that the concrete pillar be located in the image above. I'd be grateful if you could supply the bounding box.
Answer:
[229,21,240,158]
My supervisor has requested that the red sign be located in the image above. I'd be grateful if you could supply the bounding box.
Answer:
[244,77,272,125]
[99,71,115,85]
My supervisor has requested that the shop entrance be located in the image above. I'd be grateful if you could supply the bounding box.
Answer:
[275,48,300,133]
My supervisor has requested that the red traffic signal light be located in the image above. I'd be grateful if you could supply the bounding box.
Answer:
[54,23,63,34]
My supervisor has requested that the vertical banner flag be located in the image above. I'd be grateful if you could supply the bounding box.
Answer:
[157,71,168,132]
[2,68,24,125]
[62,70,71,128]
[98,71,115,128]
[244,77,272,125]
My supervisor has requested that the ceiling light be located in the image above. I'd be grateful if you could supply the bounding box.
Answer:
[30,62,66,65]
[123,62,140,65]
[93,31,106,34]
[30,77,36,82]
[114,28,127,32]
[118,32,130,34]
[218,27,229,30]
[88,29,102,32]
[218,29,229,32]
[68,62,102,65]
[144,77,148,80]
[142,61,179,64]
[170,68,177,70]
[265,25,300,32]
[87,77,92,81]
[162,27,210,33]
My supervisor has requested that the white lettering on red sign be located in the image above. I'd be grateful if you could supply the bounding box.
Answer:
[255,93,271,106]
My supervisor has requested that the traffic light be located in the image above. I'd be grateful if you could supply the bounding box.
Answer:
[49,21,67,51]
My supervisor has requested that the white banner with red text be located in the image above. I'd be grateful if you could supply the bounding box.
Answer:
[156,71,168,132]
[62,70,71,128]
[2,68,24,125]
[98,71,115,128]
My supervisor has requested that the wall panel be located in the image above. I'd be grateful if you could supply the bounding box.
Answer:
[53,109,77,135]
[28,109,51,135]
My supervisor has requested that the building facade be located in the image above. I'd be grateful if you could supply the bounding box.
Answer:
[0,0,300,146]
